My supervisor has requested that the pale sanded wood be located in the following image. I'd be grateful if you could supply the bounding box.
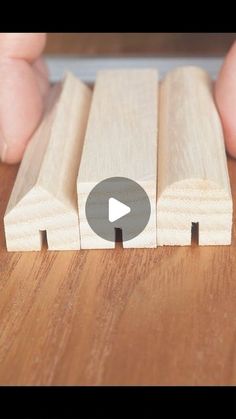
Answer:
[4,73,92,251]
[77,69,158,249]
[157,66,233,246]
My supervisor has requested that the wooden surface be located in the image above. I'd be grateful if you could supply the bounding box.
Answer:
[46,33,236,56]
[157,67,232,245]
[0,157,236,385]
[0,34,236,385]
[78,69,158,249]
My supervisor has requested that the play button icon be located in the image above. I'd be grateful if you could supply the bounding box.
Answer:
[109,198,131,223]
[85,177,151,243]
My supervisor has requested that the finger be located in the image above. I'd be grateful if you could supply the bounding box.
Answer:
[0,59,44,164]
[0,34,48,164]
[0,33,47,63]
[215,41,236,157]
[33,58,50,100]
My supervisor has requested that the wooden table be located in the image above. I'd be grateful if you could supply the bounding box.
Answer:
[0,34,236,385]
[45,33,236,56]
[0,159,236,385]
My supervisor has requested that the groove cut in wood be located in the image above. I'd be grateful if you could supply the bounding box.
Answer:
[77,69,158,249]
[4,73,92,251]
[157,66,233,246]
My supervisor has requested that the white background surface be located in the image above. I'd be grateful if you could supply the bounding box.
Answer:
[46,56,224,83]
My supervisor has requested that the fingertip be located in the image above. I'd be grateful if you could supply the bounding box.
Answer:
[1,140,26,164]
[224,135,236,159]
[0,59,44,164]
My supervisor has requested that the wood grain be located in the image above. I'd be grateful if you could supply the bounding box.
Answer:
[77,69,158,249]
[4,73,91,251]
[45,33,236,56]
[157,67,232,245]
[0,156,236,385]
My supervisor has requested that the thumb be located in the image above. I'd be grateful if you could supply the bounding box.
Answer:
[0,33,48,164]
[215,40,236,158]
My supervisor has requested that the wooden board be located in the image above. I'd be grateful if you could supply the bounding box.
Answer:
[77,69,158,249]
[0,157,236,385]
[157,67,232,246]
[4,73,92,251]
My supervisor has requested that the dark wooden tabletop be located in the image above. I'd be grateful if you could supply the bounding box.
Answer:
[45,33,236,56]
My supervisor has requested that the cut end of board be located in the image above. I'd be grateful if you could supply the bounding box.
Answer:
[157,179,232,246]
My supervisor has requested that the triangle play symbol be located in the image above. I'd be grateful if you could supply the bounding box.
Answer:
[108,198,131,223]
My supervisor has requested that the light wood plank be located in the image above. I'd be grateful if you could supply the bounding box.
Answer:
[157,66,232,246]
[4,73,92,251]
[77,69,158,249]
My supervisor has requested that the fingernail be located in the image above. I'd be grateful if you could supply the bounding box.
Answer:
[0,141,8,163]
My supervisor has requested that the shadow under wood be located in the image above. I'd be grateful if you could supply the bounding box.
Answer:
[191,222,199,246]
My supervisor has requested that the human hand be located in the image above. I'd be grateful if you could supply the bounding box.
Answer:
[0,33,49,164]
[215,41,236,158]
[0,35,235,164]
